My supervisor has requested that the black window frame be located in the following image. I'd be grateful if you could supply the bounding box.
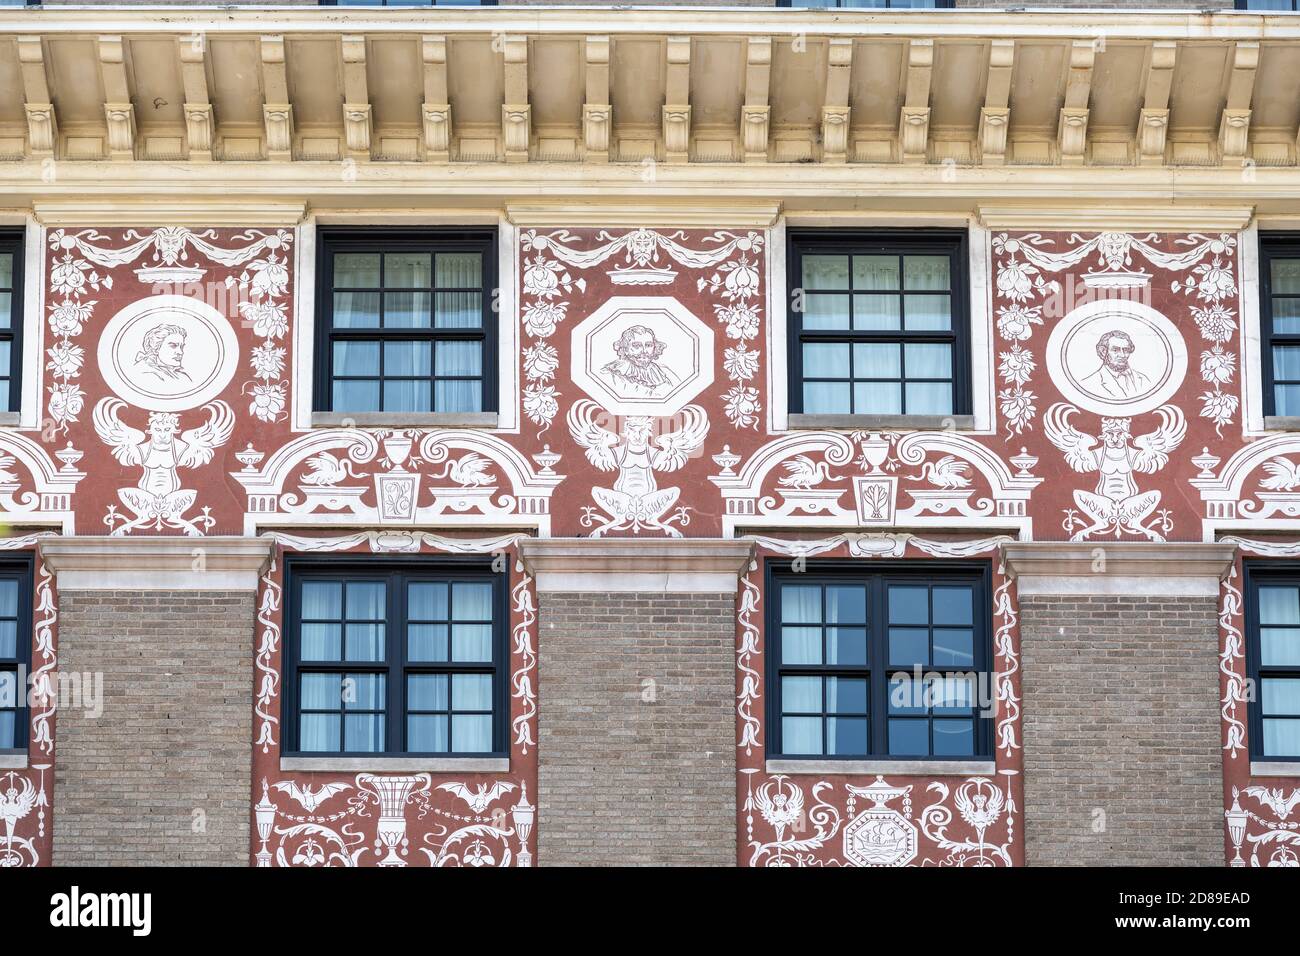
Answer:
[0,230,25,415]
[765,559,992,761]
[1234,1,1299,10]
[283,556,510,758]
[0,554,33,756]
[786,228,971,417]
[1259,232,1300,418]
[1242,561,1300,762]
[313,227,498,416]
[776,0,954,7]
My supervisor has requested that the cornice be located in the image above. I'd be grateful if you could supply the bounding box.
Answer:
[518,537,754,594]
[1000,542,1237,597]
[977,204,1257,232]
[32,200,308,228]
[505,202,781,229]
[39,536,274,592]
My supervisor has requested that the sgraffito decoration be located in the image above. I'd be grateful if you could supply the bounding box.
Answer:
[1218,537,1300,867]
[250,532,537,867]
[736,534,1024,867]
[0,536,56,868]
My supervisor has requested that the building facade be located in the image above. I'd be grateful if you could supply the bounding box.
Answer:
[1,1,1299,867]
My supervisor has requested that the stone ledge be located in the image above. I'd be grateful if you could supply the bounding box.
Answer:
[281,756,508,773]
[310,411,499,429]
[766,758,994,776]
[518,537,753,593]
[1250,761,1300,777]
[0,753,27,770]
[1001,541,1236,597]
[788,413,974,432]
[39,536,273,592]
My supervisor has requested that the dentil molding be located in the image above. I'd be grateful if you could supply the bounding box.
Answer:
[39,536,274,591]
[1000,541,1237,597]
[518,537,754,593]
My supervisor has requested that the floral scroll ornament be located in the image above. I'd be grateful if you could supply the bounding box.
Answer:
[230,235,293,423]
[518,246,586,435]
[44,232,109,435]
[991,234,1055,440]
[1172,239,1240,434]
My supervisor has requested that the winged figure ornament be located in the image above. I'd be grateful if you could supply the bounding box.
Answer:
[94,397,235,536]
[567,398,709,538]
[1044,402,1185,542]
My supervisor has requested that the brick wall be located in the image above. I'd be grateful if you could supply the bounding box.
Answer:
[1019,594,1224,866]
[53,590,255,866]
[536,591,736,866]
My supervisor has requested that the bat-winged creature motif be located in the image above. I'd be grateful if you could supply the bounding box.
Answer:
[273,780,353,813]
[436,781,517,814]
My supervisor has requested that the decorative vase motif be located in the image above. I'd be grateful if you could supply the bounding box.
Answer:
[357,773,431,867]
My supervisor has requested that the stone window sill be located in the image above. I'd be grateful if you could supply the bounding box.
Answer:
[280,756,508,773]
[787,413,975,432]
[1263,417,1300,432]
[0,412,19,428]
[765,758,995,776]
[1250,761,1300,778]
[311,412,498,430]
[0,752,28,769]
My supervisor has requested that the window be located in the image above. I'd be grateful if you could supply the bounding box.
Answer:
[320,1,498,6]
[284,559,507,757]
[0,559,31,754]
[1234,1,1298,10]
[768,563,990,760]
[1260,234,1300,417]
[0,231,23,414]
[315,229,496,416]
[778,0,951,7]
[1244,565,1300,761]
[787,230,968,418]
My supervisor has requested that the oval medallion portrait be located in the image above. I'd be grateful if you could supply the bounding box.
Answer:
[97,294,240,411]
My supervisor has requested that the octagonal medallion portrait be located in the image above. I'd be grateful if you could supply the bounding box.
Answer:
[570,295,715,417]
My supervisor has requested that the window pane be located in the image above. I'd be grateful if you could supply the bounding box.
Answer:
[804,381,851,414]
[827,677,867,713]
[1259,585,1300,625]
[854,342,900,379]
[0,293,10,330]
[782,675,821,713]
[1276,383,1300,416]
[803,342,849,379]
[436,341,483,377]
[436,252,482,288]
[333,341,379,377]
[0,253,11,288]
[782,585,822,623]
[384,380,432,413]
[932,586,973,625]
[434,291,482,329]
[451,714,492,752]
[1274,345,1300,381]
[826,627,867,665]
[905,381,953,415]
[781,626,822,665]
[933,719,974,756]
[453,673,492,711]
[782,716,822,755]
[344,713,385,752]
[345,623,384,662]
[802,293,851,331]
[904,343,953,379]
[888,718,929,756]
[407,623,448,662]
[385,252,431,288]
[802,254,849,289]
[827,716,868,755]
[0,711,12,749]
[903,294,952,331]
[1263,678,1300,715]
[453,582,493,620]
[888,674,925,715]
[1272,297,1300,335]
[409,582,448,620]
[889,586,929,625]
[853,255,898,290]
[825,585,866,624]
[889,627,928,667]
[933,674,976,711]
[904,255,950,291]
[1263,719,1300,757]
[300,623,342,661]
[333,380,380,412]
[300,673,341,710]
[933,628,974,668]
[408,714,448,752]
[1272,258,1300,295]
[384,341,432,377]
[347,673,385,710]
[408,673,448,711]
[451,624,492,662]
[0,670,13,707]
[853,381,902,415]
[334,253,379,287]
[300,714,340,752]
[853,293,901,331]
[1261,628,1300,667]
[333,291,380,328]
[434,380,480,412]
[0,578,17,619]
[347,582,385,619]
[383,291,432,329]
